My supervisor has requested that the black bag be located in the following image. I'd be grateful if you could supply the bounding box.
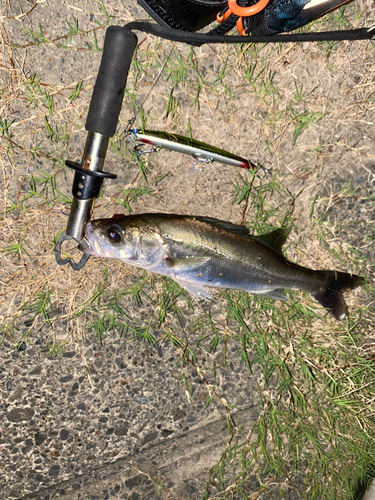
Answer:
[127,0,373,45]
[138,0,353,36]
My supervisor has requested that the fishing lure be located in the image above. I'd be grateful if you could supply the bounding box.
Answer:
[125,127,269,173]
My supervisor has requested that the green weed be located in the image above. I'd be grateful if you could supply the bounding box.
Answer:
[287,106,324,144]
[114,185,158,213]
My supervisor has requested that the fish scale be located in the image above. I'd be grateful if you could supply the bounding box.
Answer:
[159,218,312,290]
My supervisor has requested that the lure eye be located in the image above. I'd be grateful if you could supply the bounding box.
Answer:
[107,224,124,242]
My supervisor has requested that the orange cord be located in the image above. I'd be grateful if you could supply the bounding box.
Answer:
[217,8,232,23]
[236,17,246,36]
[217,0,270,34]
[228,0,270,17]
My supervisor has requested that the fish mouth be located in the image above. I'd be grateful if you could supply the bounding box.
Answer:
[82,221,118,259]
[82,222,102,257]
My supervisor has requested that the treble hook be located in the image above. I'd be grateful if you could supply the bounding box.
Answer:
[255,162,272,179]
[134,144,161,156]
[191,155,214,172]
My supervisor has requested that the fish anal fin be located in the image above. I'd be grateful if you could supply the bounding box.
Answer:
[254,289,289,301]
[266,290,289,301]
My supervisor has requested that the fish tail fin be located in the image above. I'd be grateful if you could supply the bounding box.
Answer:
[312,272,364,320]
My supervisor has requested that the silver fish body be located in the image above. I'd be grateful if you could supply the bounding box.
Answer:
[84,214,364,320]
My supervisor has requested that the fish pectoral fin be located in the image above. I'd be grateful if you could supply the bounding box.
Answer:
[165,256,210,271]
[174,279,212,300]
[255,289,289,301]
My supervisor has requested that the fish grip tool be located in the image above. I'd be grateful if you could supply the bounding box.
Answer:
[54,26,138,270]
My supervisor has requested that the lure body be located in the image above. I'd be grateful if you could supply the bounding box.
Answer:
[126,128,261,171]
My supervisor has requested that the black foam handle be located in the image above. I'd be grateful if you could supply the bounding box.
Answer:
[86,26,138,137]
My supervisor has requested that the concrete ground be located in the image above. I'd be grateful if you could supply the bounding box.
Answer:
[2,329,263,500]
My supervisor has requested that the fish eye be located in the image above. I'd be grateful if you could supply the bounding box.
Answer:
[107,224,124,242]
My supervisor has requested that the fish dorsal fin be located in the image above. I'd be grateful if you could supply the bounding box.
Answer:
[192,216,252,238]
[251,228,290,255]
[191,217,290,255]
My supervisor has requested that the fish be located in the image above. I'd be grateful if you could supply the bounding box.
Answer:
[83,213,364,320]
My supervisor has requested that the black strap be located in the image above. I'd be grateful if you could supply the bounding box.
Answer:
[125,21,375,45]
[207,13,237,37]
